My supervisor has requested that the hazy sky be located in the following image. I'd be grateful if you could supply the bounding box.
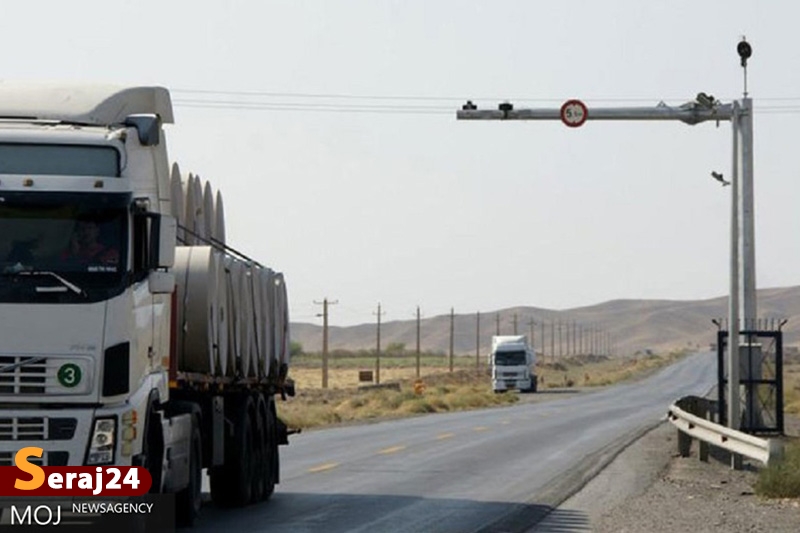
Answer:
[3,1,798,326]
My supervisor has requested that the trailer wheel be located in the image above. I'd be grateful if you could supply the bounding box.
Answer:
[252,394,268,503]
[263,398,278,500]
[176,415,203,527]
[210,395,254,507]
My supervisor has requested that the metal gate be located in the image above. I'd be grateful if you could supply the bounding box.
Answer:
[717,327,784,435]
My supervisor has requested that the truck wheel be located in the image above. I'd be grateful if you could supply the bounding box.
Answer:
[252,394,268,503]
[211,395,254,507]
[263,399,278,500]
[142,402,164,495]
[176,415,203,527]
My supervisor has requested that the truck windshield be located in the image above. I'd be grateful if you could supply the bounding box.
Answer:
[494,350,527,366]
[0,192,129,303]
[0,143,120,177]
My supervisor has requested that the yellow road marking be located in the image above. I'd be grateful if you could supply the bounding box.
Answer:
[436,432,455,440]
[473,426,489,432]
[308,462,339,473]
[500,420,511,425]
[378,445,407,455]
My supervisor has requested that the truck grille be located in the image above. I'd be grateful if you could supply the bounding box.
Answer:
[0,417,77,441]
[0,451,69,466]
[0,356,48,394]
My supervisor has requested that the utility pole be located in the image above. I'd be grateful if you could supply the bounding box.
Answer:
[572,322,576,356]
[513,313,518,335]
[528,318,536,350]
[550,320,555,363]
[558,321,563,357]
[540,320,545,360]
[495,312,500,336]
[314,298,338,389]
[449,307,455,373]
[476,311,481,370]
[374,303,386,384]
[415,306,422,378]
[566,319,571,356]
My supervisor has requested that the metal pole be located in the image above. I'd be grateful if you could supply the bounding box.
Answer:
[740,97,757,325]
[729,103,741,440]
[457,103,733,123]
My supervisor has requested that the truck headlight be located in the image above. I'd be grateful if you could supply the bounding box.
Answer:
[86,417,116,465]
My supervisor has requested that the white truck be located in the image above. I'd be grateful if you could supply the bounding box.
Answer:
[489,335,537,393]
[0,83,295,527]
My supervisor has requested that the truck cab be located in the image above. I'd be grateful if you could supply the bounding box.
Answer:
[0,84,292,528]
[0,85,177,471]
[489,335,537,393]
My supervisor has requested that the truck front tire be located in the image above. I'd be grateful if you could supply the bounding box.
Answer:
[176,416,203,526]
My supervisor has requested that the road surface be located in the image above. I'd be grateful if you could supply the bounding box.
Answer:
[197,352,716,533]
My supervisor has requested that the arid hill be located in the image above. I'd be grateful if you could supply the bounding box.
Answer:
[290,286,800,357]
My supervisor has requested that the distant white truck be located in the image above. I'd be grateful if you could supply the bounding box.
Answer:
[489,335,537,393]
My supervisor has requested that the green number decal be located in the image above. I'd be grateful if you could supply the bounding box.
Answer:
[57,363,82,388]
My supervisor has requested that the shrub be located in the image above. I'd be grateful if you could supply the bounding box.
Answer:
[755,439,800,498]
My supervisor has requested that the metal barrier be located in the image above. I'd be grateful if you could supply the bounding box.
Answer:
[667,395,783,466]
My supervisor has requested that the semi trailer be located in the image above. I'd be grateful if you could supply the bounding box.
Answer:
[0,83,295,527]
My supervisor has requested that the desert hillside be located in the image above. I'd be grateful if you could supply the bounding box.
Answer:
[290,286,800,356]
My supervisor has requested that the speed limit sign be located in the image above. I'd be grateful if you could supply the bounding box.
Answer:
[560,99,588,128]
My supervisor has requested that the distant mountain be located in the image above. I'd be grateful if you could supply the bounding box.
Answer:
[290,286,800,356]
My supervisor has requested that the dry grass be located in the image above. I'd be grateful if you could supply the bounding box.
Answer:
[755,437,800,498]
[535,351,688,389]
[277,350,690,430]
[784,360,800,415]
[278,369,516,429]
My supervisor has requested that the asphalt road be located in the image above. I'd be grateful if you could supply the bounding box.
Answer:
[196,352,717,533]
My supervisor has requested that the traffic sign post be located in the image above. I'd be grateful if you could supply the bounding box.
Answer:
[456,41,758,467]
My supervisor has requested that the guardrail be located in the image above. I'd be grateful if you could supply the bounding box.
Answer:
[667,395,783,466]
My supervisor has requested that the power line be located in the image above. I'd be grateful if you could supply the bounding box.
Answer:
[173,87,800,104]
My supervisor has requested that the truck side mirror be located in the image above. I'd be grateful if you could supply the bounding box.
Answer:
[133,211,177,277]
[153,214,177,269]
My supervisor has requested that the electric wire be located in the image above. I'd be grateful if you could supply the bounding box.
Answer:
[171,89,800,115]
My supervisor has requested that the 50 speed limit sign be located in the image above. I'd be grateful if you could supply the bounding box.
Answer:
[560,99,588,128]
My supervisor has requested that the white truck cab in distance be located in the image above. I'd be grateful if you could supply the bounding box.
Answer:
[489,335,537,393]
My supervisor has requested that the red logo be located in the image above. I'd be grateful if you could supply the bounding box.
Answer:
[0,447,151,496]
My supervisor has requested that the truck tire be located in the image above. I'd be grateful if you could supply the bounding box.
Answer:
[142,401,164,495]
[252,393,268,503]
[210,395,254,507]
[264,397,278,499]
[176,413,203,527]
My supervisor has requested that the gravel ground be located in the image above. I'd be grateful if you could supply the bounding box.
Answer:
[529,417,800,533]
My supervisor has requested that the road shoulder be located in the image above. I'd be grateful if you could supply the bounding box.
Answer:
[530,419,800,533]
